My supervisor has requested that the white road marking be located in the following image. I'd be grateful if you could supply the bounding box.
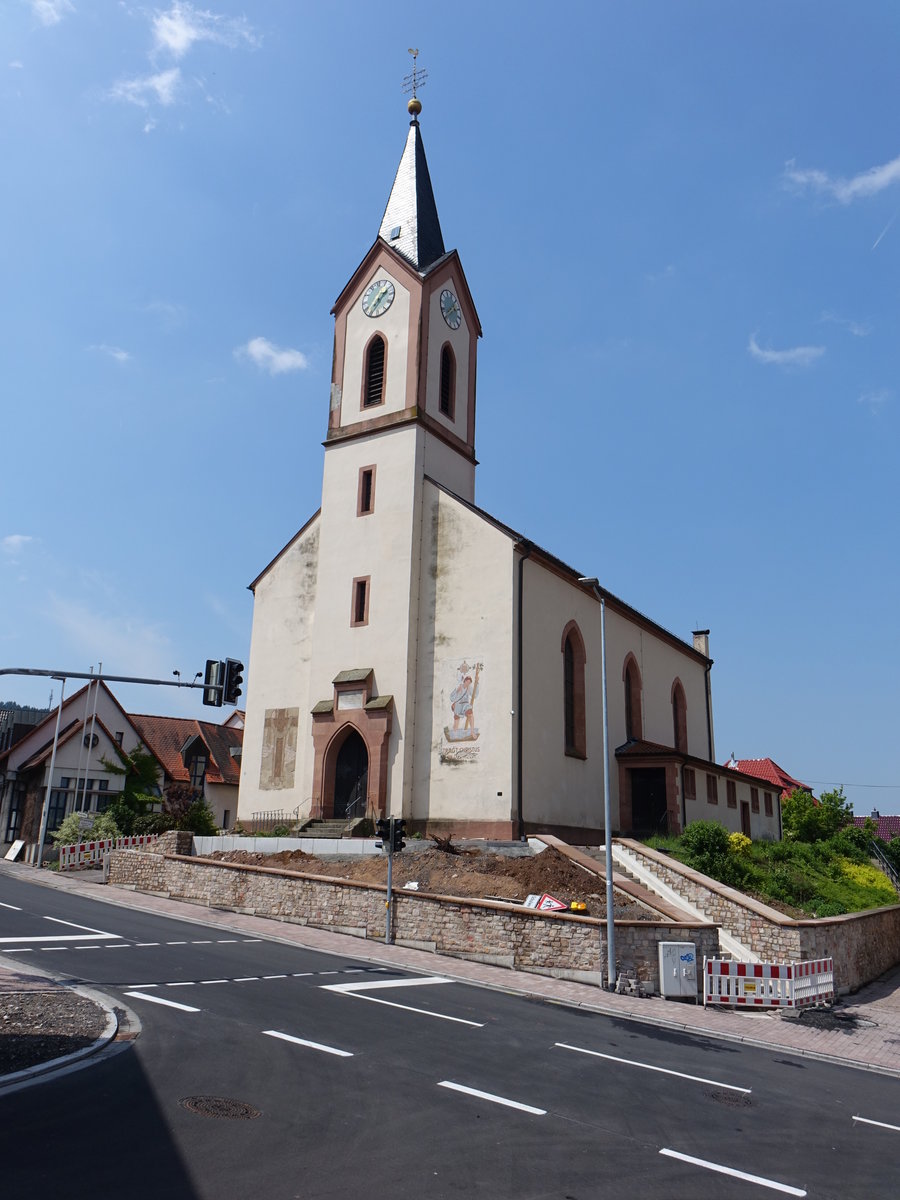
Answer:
[166,941,187,945]
[124,991,200,1013]
[242,939,262,943]
[438,1081,546,1115]
[217,939,238,943]
[44,916,111,933]
[319,970,339,975]
[555,1043,751,1094]
[0,902,21,910]
[659,1149,805,1195]
[166,982,196,988]
[0,933,115,943]
[3,947,32,952]
[323,975,482,1026]
[104,944,130,949]
[292,972,314,977]
[263,1030,353,1057]
[853,1115,900,1132]
[42,947,67,951]
[75,946,101,951]
[263,974,287,980]
[200,979,228,985]
[234,976,259,982]
[136,943,159,947]
[343,968,365,973]
[192,940,212,945]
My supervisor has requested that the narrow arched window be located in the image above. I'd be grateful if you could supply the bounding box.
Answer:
[623,654,643,742]
[672,680,687,753]
[562,622,586,758]
[363,334,386,408]
[439,343,455,418]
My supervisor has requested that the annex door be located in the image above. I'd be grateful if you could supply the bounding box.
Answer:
[630,767,668,836]
[741,800,751,837]
[333,729,369,820]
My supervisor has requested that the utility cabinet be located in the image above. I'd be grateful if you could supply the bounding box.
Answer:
[658,941,698,1001]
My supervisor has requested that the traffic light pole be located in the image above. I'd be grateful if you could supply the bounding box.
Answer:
[384,818,395,945]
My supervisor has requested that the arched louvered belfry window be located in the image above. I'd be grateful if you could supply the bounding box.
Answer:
[562,621,587,758]
[672,679,688,753]
[363,334,386,408]
[439,343,456,419]
[623,654,643,742]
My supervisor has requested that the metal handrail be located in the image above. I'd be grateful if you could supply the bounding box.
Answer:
[871,840,900,893]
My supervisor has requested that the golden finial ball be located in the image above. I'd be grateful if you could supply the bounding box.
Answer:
[407,97,422,116]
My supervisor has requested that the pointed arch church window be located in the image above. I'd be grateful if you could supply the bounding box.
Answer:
[561,621,586,759]
[439,343,456,419]
[623,655,643,742]
[363,334,386,408]
[671,679,687,753]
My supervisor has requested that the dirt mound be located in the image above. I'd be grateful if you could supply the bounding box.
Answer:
[205,844,650,919]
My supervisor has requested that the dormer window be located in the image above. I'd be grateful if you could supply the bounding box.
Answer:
[439,343,455,419]
[363,334,386,408]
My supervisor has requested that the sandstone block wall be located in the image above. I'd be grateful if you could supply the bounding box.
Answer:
[107,849,719,993]
[619,839,900,991]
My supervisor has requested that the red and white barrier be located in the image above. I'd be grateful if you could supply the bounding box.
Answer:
[704,957,834,1009]
[58,834,158,870]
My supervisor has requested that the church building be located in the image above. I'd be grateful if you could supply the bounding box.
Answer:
[237,99,781,845]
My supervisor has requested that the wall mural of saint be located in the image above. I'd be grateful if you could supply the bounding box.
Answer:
[440,660,483,763]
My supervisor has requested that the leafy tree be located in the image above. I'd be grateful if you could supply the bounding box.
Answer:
[163,783,219,835]
[783,786,853,843]
[51,809,123,846]
[101,743,162,836]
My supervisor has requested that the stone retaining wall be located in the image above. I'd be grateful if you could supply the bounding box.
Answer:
[618,839,900,992]
[107,849,719,993]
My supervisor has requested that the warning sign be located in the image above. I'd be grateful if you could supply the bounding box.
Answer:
[536,893,568,912]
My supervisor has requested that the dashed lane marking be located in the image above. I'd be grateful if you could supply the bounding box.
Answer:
[263,1030,353,1058]
[555,1043,751,1094]
[852,1116,900,1133]
[0,902,22,910]
[659,1149,805,1196]
[438,1081,545,1116]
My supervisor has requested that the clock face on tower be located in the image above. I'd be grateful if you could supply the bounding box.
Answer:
[362,279,395,318]
[440,288,462,329]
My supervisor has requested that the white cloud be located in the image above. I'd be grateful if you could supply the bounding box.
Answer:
[748,334,825,368]
[235,336,309,376]
[88,343,131,363]
[109,67,180,108]
[152,2,259,60]
[857,389,891,413]
[785,153,900,204]
[819,311,870,337]
[30,0,74,27]
[9,61,25,70]
[2,534,33,556]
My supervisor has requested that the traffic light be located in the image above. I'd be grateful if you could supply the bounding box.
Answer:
[375,817,390,849]
[223,658,244,706]
[203,659,224,707]
[392,817,406,853]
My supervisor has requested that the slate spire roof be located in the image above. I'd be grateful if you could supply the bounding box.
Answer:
[378,116,445,272]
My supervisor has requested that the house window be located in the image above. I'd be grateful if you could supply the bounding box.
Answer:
[726,779,737,809]
[223,809,230,830]
[683,767,696,800]
[47,789,69,832]
[115,731,124,746]
[190,755,207,792]
[623,655,643,741]
[363,334,386,408]
[672,680,687,753]
[706,774,718,805]
[358,466,376,515]
[351,576,370,627]
[561,621,586,759]
[439,343,455,419]
[751,787,760,814]
[764,791,773,817]
[5,790,22,842]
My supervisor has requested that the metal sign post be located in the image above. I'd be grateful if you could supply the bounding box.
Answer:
[384,817,395,945]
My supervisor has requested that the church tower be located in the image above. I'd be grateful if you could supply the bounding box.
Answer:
[239,94,489,830]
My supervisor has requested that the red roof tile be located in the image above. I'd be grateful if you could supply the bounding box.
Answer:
[725,757,813,799]
[854,815,900,842]
[129,714,242,786]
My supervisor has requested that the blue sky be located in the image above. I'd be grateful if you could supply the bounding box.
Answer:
[2,2,898,815]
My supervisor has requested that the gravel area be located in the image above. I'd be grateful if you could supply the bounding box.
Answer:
[0,988,107,1077]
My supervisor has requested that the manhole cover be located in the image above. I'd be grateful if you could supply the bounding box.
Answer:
[180,1096,261,1120]
[706,1089,751,1108]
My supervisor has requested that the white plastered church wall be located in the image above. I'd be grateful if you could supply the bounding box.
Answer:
[341,268,410,424]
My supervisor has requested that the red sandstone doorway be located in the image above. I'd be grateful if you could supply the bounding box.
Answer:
[332,728,368,820]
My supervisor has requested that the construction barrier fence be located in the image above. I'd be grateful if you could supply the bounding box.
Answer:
[58,834,159,870]
[703,957,834,1009]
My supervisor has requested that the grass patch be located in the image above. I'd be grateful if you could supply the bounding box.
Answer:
[646,821,897,917]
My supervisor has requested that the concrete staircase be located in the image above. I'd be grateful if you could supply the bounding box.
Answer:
[294,818,367,839]
[609,840,757,962]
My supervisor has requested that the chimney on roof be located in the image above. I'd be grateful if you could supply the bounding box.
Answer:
[871,809,880,820]
[692,629,710,658]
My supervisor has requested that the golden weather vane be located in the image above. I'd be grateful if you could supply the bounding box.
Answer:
[402,48,427,116]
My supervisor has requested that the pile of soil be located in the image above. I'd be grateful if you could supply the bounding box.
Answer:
[206,843,652,920]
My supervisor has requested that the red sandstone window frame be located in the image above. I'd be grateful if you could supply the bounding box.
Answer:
[351,576,370,627]
[671,679,688,753]
[561,620,587,759]
[623,654,643,742]
[706,774,718,805]
[439,342,456,420]
[357,465,376,516]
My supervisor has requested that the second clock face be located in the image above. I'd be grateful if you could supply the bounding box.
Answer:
[440,288,462,329]
[362,279,395,318]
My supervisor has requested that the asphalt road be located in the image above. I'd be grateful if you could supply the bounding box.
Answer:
[1,873,898,1199]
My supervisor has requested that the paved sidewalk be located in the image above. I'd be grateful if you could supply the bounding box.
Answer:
[4,861,900,1080]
